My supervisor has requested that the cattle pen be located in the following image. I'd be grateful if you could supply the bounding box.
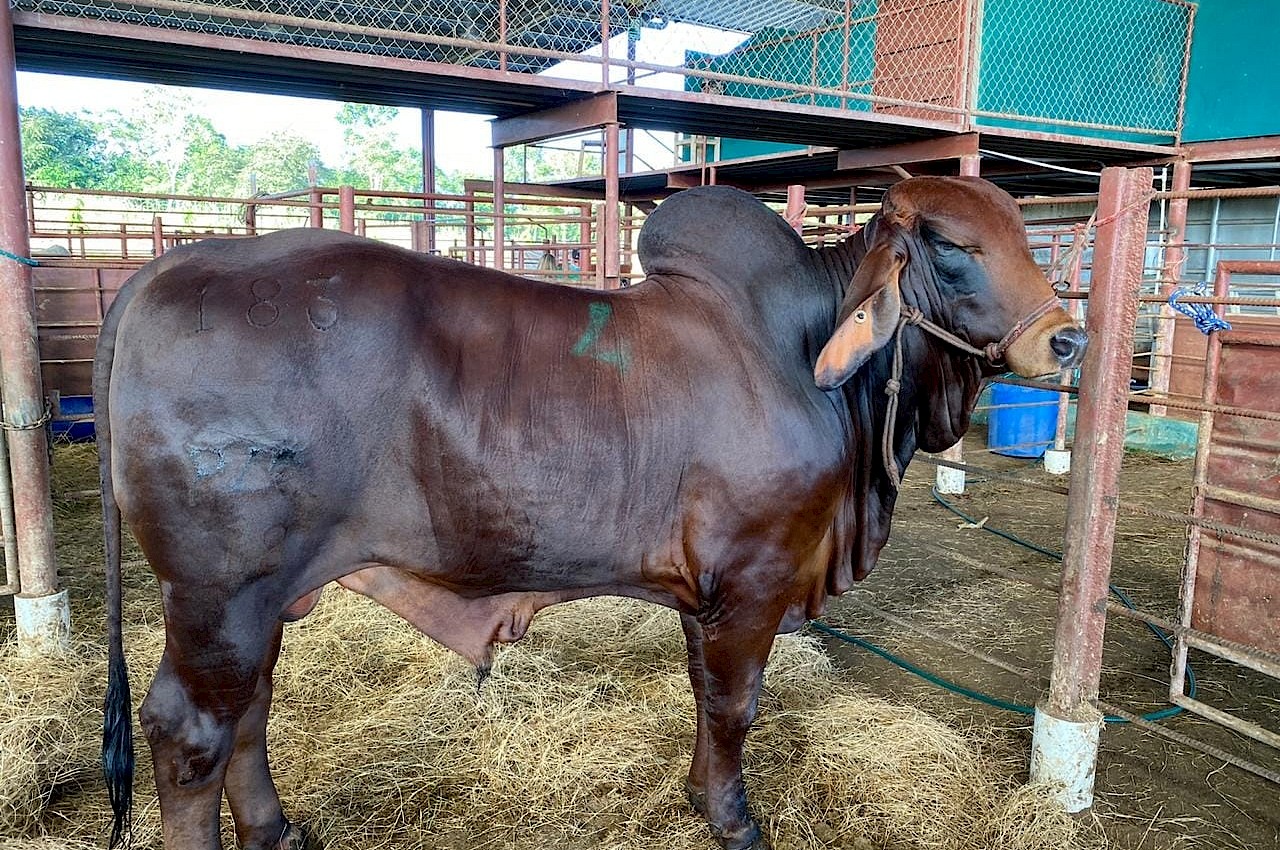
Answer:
[2,1,1280,849]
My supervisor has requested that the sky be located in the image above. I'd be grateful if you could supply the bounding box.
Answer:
[14,23,749,182]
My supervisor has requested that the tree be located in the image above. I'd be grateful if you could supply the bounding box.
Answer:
[241,133,327,194]
[334,103,422,192]
[20,107,110,187]
[175,115,247,197]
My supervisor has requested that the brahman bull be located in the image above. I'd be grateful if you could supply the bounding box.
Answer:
[96,177,1086,850]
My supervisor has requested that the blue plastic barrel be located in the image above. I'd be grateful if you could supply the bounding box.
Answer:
[986,383,1058,458]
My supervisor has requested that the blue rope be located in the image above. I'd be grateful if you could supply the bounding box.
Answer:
[1169,285,1230,335]
[0,247,39,267]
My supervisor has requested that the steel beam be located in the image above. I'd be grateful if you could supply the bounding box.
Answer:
[836,134,980,172]
[0,1,67,653]
[1182,135,1280,163]
[491,93,618,149]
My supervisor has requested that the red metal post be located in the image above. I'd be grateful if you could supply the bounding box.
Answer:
[0,0,67,651]
[493,146,506,271]
[152,215,164,256]
[1150,160,1192,416]
[338,185,356,234]
[603,122,620,288]
[1033,166,1153,810]
[582,202,594,277]
[422,108,437,253]
[937,151,982,492]
[309,188,324,228]
[785,184,806,235]
[307,161,323,228]
[465,189,477,265]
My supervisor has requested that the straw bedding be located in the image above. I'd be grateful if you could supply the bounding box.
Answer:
[1,446,1097,850]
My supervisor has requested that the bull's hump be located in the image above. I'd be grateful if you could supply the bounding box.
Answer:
[637,186,808,286]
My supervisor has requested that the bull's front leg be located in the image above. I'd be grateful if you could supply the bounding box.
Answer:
[686,602,782,850]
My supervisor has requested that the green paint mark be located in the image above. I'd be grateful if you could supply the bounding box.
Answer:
[572,301,631,372]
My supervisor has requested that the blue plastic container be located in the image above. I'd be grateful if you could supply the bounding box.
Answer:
[51,395,96,443]
[986,383,1057,458]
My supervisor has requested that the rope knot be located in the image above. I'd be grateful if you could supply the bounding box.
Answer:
[901,307,924,326]
[983,342,1005,364]
[884,378,901,395]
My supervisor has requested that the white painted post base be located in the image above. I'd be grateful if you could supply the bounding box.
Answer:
[14,588,71,655]
[1029,704,1102,812]
[935,465,965,495]
[1043,449,1072,476]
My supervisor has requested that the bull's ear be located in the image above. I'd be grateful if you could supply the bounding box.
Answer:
[814,242,905,390]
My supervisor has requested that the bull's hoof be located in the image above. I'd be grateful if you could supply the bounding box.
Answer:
[711,818,771,850]
[276,821,309,850]
[685,781,708,817]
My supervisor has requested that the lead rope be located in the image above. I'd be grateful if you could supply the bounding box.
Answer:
[880,296,1062,490]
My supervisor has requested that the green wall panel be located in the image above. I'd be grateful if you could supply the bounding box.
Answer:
[1182,0,1280,142]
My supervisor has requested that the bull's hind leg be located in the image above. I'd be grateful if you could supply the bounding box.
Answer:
[224,623,307,850]
[139,590,283,850]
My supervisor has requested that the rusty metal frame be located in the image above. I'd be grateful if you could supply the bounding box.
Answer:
[1148,159,1192,416]
[1046,167,1153,721]
[1170,259,1280,752]
[836,134,980,173]
[491,93,619,149]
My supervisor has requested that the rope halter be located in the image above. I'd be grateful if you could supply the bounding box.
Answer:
[880,295,1062,490]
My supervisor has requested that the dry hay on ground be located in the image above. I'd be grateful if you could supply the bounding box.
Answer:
[2,593,1100,850]
[2,444,1100,849]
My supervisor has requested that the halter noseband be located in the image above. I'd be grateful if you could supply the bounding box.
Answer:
[880,295,1062,490]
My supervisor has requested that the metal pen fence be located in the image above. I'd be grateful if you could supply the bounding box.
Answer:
[790,171,1280,810]
[15,0,1195,141]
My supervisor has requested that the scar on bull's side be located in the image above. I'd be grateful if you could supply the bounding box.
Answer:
[187,445,226,478]
[571,301,631,371]
[186,441,302,489]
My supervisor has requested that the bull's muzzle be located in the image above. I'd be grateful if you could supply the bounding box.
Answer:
[1048,325,1088,369]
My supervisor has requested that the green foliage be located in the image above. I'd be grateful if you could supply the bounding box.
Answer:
[18,90,470,200]
[19,107,111,188]
[334,102,422,195]
[243,133,328,194]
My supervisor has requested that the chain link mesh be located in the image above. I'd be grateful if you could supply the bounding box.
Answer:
[974,0,1193,138]
[16,0,1192,137]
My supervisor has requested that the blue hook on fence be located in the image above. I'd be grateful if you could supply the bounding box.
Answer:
[1168,285,1231,335]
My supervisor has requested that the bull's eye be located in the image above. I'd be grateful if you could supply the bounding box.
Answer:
[853,309,868,323]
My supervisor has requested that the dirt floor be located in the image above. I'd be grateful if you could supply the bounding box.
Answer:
[2,435,1278,849]
[818,434,1280,850]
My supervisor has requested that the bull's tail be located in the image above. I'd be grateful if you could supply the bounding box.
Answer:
[94,269,144,849]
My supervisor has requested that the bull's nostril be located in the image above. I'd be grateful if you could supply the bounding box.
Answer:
[1049,327,1088,365]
